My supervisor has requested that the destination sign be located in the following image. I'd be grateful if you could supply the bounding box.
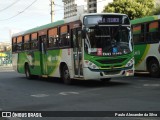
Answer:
[104,18,119,23]
[84,15,129,25]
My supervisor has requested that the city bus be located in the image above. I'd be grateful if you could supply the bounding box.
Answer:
[12,13,134,84]
[131,15,160,77]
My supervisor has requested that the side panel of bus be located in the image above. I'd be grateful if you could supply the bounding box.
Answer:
[27,50,42,75]
[46,49,73,78]
[17,51,42,75]
[46,49,62,77]
[134,43,160,71]
[132,19,160,74]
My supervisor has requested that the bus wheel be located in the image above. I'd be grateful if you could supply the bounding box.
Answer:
[25,65,33,79]
[62,65,72,85]
[100,78,111,83]
[148,59,160,78]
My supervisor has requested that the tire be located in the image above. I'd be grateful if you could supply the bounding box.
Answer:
[100,78,111,83]
[25,64,33,79]
[148,59,160,78]
[62,65,72,85]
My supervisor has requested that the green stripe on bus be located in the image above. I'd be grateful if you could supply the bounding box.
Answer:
[135,44,150,67]
[131,16,158,25]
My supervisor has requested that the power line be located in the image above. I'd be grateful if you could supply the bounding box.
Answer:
[0,0,38,21]
[0,0,22,12]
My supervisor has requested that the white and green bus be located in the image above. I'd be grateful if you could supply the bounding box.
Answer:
[12,13,134,84]
[131,15,160,77]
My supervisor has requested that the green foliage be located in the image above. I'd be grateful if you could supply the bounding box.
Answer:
[103,0,155,20]
[152,3,160,15]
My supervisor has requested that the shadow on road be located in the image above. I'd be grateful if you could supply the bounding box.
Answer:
[19,76,130,88]
[71,80,130,88]
[134,72,150,77]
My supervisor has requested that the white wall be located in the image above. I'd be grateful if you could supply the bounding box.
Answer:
[97,0,113,13]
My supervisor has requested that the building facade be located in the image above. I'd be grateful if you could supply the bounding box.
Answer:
[0,42,12,65]
[0,42,11,52]
[62,0,113,19]
[87,0,113,13]
[62,0,87,19]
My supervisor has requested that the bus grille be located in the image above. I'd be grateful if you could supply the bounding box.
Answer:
[104,70,121,75]
[100,65,122,68]
[97,58,127,64]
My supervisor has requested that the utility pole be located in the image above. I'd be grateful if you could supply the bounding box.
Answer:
[50,0,54,22]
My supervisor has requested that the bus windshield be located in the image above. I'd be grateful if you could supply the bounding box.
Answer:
[84,25,132,56]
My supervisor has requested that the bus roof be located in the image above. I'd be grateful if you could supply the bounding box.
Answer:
[131,15,160,25]
[12,20,64,37]
[12,13,128,37]
[82,13,127,16]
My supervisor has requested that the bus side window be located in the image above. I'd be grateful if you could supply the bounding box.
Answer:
[24,34,30,50]
[132,25,142,44]
[149,21,159,43]
[60,25,70,47]
[17,36,23,51]
[43,37,48,49]
[12,37,17,52]
[31,39,38,49]
[133,34,141,44]
[146,23,150,42]
[31,33,38,50]
[141,24,145,43]
[48,28,58,48]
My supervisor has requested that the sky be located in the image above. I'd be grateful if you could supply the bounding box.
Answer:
[0,0,64,43]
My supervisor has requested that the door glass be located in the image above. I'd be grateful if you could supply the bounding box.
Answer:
[39,35,48,75]
[78,31,83,76]
[73,30,79,75]
[73,29,83,76]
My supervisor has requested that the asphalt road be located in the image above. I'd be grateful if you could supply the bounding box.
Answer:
[0,67,160,120]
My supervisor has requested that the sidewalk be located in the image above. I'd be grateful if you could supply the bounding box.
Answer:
[0,64,13,71]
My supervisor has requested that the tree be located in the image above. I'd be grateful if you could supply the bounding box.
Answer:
[152,3,160,15]
[103,0,155,20]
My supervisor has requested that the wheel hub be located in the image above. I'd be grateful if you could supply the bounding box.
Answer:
[151,63,158,72]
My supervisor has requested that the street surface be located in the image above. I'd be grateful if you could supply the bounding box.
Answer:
[0,66,160,120]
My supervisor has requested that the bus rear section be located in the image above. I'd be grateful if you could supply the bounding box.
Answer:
[131,15,160,77]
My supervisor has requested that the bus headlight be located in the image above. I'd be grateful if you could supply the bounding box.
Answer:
[84,60,99,69]
[125,58,134,67]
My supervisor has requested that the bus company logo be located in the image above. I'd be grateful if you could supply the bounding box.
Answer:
[2,112,11,117]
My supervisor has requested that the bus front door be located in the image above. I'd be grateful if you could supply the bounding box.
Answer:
[73,29,83,77]
[39,35,48,75]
